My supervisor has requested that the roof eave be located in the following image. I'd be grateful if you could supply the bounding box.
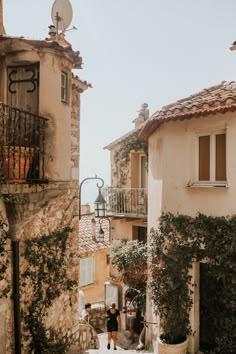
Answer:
[139,103,236,141]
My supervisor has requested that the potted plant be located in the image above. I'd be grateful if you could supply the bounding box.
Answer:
[0,103,36,182]
[149,220,194,354]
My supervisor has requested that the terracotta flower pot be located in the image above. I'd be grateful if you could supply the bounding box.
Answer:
[0,146,34,183]
[158,337,189,354]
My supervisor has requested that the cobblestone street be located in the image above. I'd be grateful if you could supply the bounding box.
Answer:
[68,331,155,354]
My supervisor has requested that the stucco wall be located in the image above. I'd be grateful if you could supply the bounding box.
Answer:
[112,218,146,241]
[81,249,109,304]
[149,112,236,228]
[147,111,236,353]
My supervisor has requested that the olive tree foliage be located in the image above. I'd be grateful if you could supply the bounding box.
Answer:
[111,239,147,309]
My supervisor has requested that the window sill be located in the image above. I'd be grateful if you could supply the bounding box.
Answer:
[79,283,94,289]
[187,182,228,189]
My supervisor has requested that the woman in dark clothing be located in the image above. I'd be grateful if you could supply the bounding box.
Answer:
[106,303,121,350]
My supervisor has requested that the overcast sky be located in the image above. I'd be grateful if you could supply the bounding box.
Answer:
[3,0,236,205]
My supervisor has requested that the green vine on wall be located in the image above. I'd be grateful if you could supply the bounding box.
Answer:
[111,213,236,352]
[22,226,77,353]
[149,212,236,352]
[113,132,148,186]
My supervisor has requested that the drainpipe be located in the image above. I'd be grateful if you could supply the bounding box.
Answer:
[12,239,21,354]
[5,202,21,354]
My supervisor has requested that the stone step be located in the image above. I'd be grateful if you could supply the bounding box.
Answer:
[81,350,139,353]
[67,332,155,354]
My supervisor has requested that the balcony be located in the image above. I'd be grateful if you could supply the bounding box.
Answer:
[104,187,147,218]
[0,103,48,184]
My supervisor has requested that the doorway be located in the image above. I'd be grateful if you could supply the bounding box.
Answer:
[200,263,223,352]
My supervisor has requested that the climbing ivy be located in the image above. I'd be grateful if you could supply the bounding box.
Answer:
[22,226,77,353]
[113,132,148,186]
[111,213,236,352]
[149,212,236,352]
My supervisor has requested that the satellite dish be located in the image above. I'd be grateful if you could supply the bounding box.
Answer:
[51,0,73,32]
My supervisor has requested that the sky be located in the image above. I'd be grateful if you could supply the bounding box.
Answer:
[3,0,236,205]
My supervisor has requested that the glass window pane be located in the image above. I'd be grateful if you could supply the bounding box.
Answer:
[199,136,210,181]
[61,72,68,102]
[216,134,226,181]
[61,73,65,86]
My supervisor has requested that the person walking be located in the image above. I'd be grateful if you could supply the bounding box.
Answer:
[106,303,121,350]
[124,293,137,343]
[81,303,92,323]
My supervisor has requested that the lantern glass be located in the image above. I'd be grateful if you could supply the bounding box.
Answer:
[97,226,105,243]
[94,188,106,217]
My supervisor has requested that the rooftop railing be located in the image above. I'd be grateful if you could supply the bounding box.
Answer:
[0,103,48,183]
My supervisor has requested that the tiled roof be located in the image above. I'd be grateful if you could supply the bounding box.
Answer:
[79,214,110,256]
[139,81,236,141]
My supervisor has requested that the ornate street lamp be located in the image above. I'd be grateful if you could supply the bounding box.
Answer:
[98,218,111,242]
[79,176,105,220]
[79,175,112,242]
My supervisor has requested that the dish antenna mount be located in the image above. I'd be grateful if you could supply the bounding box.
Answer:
[51,0,73,34]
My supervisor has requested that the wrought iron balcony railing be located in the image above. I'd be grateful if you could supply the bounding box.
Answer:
[0,103,48,183]
[104,187,147,218]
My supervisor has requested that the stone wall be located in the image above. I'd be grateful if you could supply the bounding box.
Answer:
[89,308,107,332]
[67,320,99,350]
[0,299,8,354]
[1,187,79,353]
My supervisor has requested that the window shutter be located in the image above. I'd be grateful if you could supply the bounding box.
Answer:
[199,135,210,181]
[80,257,94,287]
[215,134,226,181]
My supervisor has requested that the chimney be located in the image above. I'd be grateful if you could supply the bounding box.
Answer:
[0,0,6,35]
[81,203,91,215]
[48,25,57,40]
[132,103,149,128]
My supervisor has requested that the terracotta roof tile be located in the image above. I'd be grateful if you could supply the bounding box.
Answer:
[79,214,110,256]
[140,81,236,141]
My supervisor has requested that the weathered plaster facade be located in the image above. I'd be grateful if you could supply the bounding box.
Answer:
[0,20,94,353]
[141,82,236,354]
